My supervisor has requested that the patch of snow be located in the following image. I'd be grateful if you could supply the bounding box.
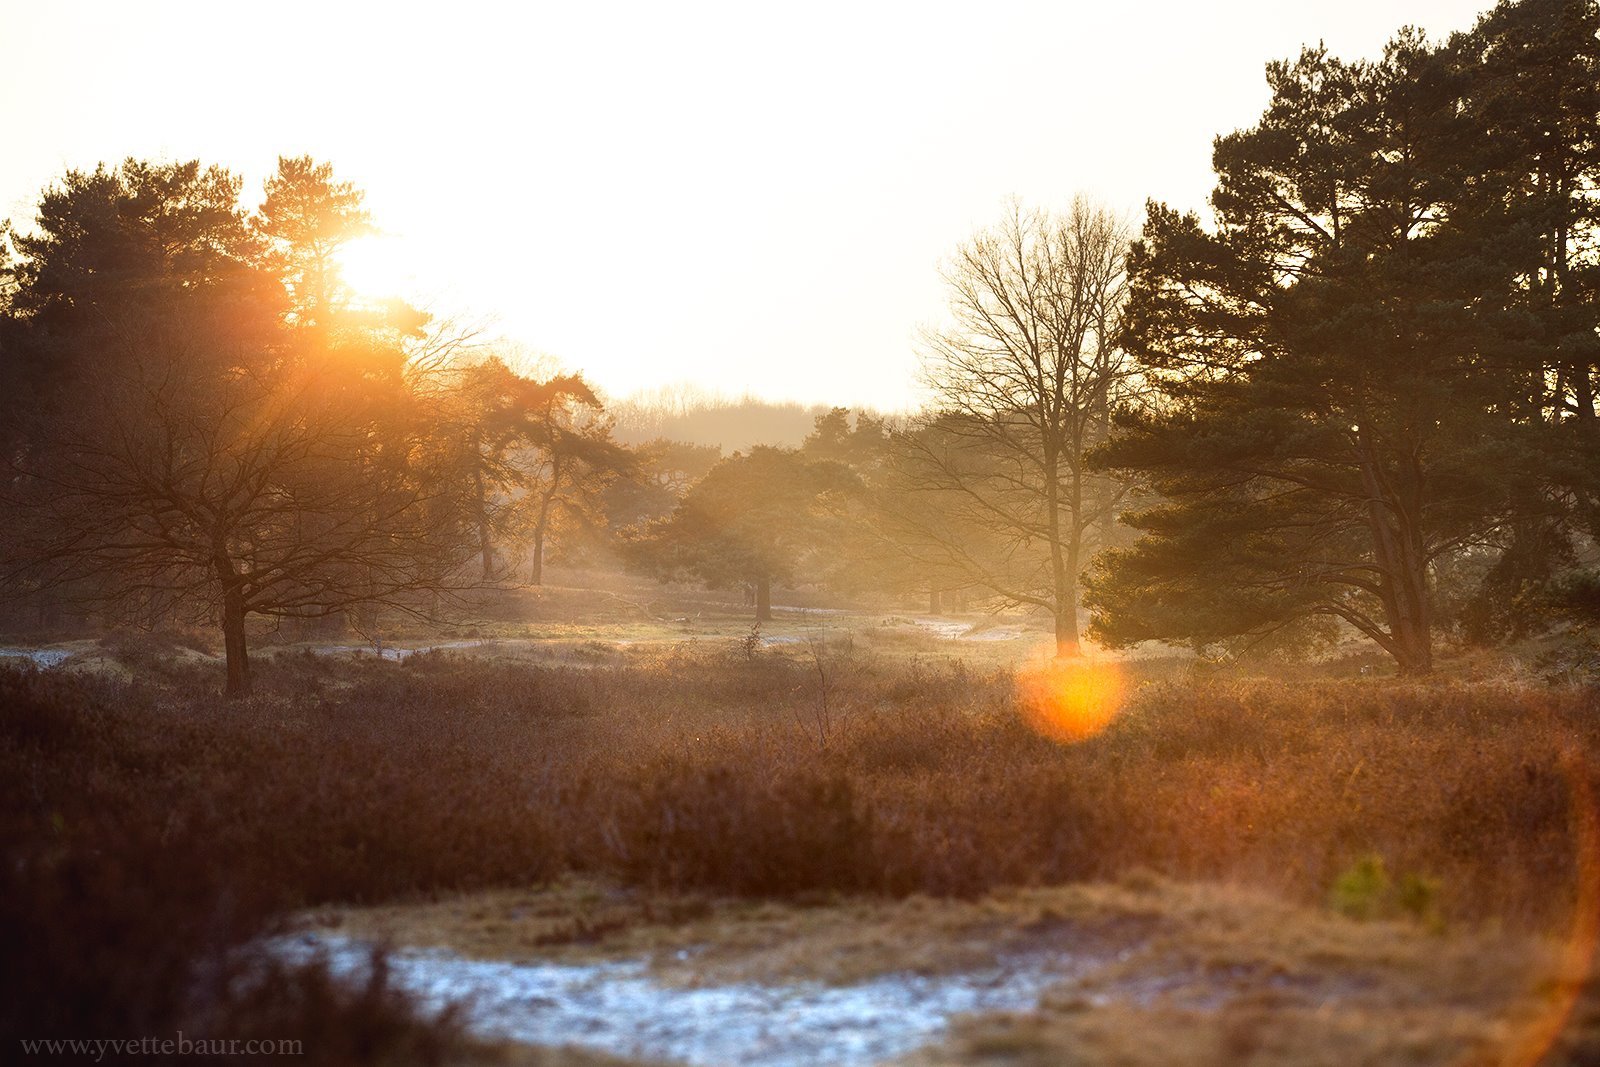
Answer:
[281,935,1080,1067]
[964,627,1030,643]
[0,648,74,669]
[309,641,485,662]
[900,618,1035,643]
[905,619,974,640]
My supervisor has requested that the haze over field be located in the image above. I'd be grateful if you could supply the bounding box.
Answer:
[1,0,1491,407]
[4,1,1600,1064]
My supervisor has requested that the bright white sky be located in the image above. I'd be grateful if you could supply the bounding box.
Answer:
[2,0,1492,409]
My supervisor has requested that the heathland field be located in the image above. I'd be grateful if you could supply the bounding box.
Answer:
[7,0,1600,1062]
[4,593,1598,1065]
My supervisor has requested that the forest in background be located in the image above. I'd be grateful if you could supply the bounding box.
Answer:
[608,389,843,452]
[4,2,1600,1065]
[0,0,1597,695]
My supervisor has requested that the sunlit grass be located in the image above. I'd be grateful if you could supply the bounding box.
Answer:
[7,645,1600,1062]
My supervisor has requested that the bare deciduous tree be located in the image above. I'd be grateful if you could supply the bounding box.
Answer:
[904,198,1133,656]
[7,333,473,696]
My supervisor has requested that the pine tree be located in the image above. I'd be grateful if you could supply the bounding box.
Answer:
[1089,35,1529,673]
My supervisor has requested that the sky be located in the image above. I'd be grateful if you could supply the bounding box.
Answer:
[1,0,1496,410]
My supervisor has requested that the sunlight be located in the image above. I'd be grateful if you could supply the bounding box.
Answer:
[1015,658,1128,744]
[6,1,1598,1061]
[334,235,414,305]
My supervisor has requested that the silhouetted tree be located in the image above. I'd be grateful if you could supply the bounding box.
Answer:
[514,373,633,584]
[433,357,539,579]
[1455,0,1600,478]
[909,199,1134,655]
[254,155,375,324]
[600,438,722,537]
[1445,0,1600,633]
[627,446,856,620]
[1,159,474,694]
[795,408,924,603]
[1087,33,1533,674]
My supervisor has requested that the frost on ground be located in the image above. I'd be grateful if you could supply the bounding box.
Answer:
[282,934,1083,1067]
[0,648,74,668]
[309,640,487,661]
[280,879,1569,1067]
[904,618,1032,642]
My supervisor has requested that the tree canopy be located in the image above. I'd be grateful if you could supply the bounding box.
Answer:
[1088,1,1600,673]
[626,446,857,621]
[908,199,1134,655]
[2,160,464,692]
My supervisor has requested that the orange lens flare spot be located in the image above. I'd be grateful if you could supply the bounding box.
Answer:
[1015,659,1127,743]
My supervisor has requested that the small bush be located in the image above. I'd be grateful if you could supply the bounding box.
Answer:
[1329,854,1444,929]
[0,669,482,1062]
[1329,854,1393,921]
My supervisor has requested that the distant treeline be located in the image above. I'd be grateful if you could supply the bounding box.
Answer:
[4,0,1598,689]
[608,389,882,452]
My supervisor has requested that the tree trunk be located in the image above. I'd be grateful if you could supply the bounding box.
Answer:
[1575,368,1599,533]
[1394,632,1433,676]
[472,452,497,580]
[222,584,250,697]
[755,575,772,622]
[928,588,943,615]
[1390,535,1434,676]
[1043,445,1082,659]
[212,541,252,697]
[1054,603,1082,659]
[530,454,562,588]
[529,490,555,586]
[1053,548,1083,659]
[1576,368,1595,430]
[1356,430,1432,676]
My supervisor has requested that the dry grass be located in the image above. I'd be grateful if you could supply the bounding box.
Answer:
[308,876,1145,985]
[320,875,1596,1067]
[3,639,1598,1061]
[7,645,1598,922]
[909,878,1595,1067]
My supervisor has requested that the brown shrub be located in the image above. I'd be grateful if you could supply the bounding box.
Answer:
[0,669,472,1062]
[2,651,1594,1052]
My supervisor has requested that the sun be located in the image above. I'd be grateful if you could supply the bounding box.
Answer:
[334,234,415,305]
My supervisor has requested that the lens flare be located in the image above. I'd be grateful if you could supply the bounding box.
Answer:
[1015,658,1127,743]
[1493,738,1599,1067]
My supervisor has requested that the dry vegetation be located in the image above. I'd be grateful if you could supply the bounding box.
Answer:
[3,640,1598,1063]
[321,874,1598,1066]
